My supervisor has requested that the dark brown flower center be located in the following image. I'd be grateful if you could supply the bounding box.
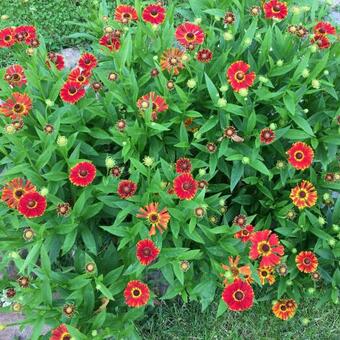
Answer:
[5,35,11,41]
[186,32,195,41]
[69,86,77,94]
[14,189,24,198]
[132,289,141,297]
[79,170,88,177]
[183,182,191,190]
[169,57,178,65]
[295,152,303,160]
[28,200,37,208]
[14,104,24,113]
[303,258,311,265]
[142,247,151,256]
[234,291,244,301]
[151,9,158,16]
[62,335,71,340]
[280,305,286,311]
[235,71,245,81]
[149,213,159,222]
[261,243,270,253]
[319,28,325,34]
[261,271,268,277]
[242,230,249,236]
[123,13,131,19]
[12,74,20,81]
[299,191,306,198]
[78,75,85,82]
[273,5,281,12]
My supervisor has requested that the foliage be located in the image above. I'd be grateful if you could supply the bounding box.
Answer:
[0,0,339,339]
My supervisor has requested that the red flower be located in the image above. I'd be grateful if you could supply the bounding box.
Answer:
[234,225,254,243]
[142,4,166,25]
[173,173,197,200]
[175,22,205,48]
[17,192,47,219]
[0,27,16,48]
[114,5,138,24]
[222,279,254,311]
[311,34,331,49]
[47,53,65,71]
[50,324,71,340]
[249,229,284,267]
[175,158,192,174]
[137,92,168,121]
[78,53,97,71]
[259,128,275,144]
[137,202,170,235]
[67,67,90,86]
[124,280,150,307]
[4,64,27,88]
[99,33,121,51]
[0,92,32,120]
[227,61,255,92]
[196,49,213,63]
[263,0,288,20]
[272,299,297,320]
[60,81,86,104]
[69,162,96,187]
[287,142,314,170]
[295,251,318,273]
[1,178,36,209]
[136,239,160,265]
[290,180,317,210]
[15,26,37,44]
[117,180,138,199]
[313,22,336,36]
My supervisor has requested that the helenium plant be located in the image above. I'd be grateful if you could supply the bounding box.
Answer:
[0,0,339,339]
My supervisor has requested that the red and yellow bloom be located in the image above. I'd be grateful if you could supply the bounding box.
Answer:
[124,280,150,307]
[234,225,254,243]
[227,61,255,92]
[0,92,32,120]
[0,27,16,48]
[4,64,27,88]
[175,22,205,48]
[50,324,71,340]
[196,49,213,63]
[249,230,284,267]
[295,251,318,273]
[67,67,91,86]
[60,81,86,104]
[137,202,170,236]
[222,279,254,311]
[114,5,138,24]
[137,92,168,121]
[272,299,297,320]
[290,180,317,209]
[17,192,47,218]
[69,162,96,187]
[1,178,36,209]
[287,142,314,170]
[173,173,197,200]
[221,256,252,286]
[313,22,336,36]
[78,52,97,71]
[136,239,160,265]
[263,1,288,20]
[142,3,166,25]
[99,33,121,51]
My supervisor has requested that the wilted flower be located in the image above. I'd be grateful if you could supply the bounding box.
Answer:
[180,260,190,272]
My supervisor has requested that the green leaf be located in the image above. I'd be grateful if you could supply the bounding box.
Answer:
[249,159,272,178]
[205,73,219,104]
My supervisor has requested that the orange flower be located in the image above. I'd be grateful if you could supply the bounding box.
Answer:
[160,48,185,75]
[290,180,317,209]
[257,266,276,285]
[0,92,32,120]
[221,256,252,286]
[1,178,36,209]
[272,299,297,320]
[137,202,170,236]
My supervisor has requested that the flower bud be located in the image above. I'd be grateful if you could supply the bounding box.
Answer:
[45,99,54,107]
[217,97,227,107]
[276,59,283,67]
[242,156,250,164]
[194,18,202,25]
[143,156,154,167]
[105,156,115,169]
[57,135,68,147]
[187,79,197,89]
[318,217,325,225]
[302,68,310,78]
[311,79,320,89]
[223,32,233,41]
[238,88,248,97]
[179,260,190,272]
[198,168,206,176]
[219,85,229,92]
